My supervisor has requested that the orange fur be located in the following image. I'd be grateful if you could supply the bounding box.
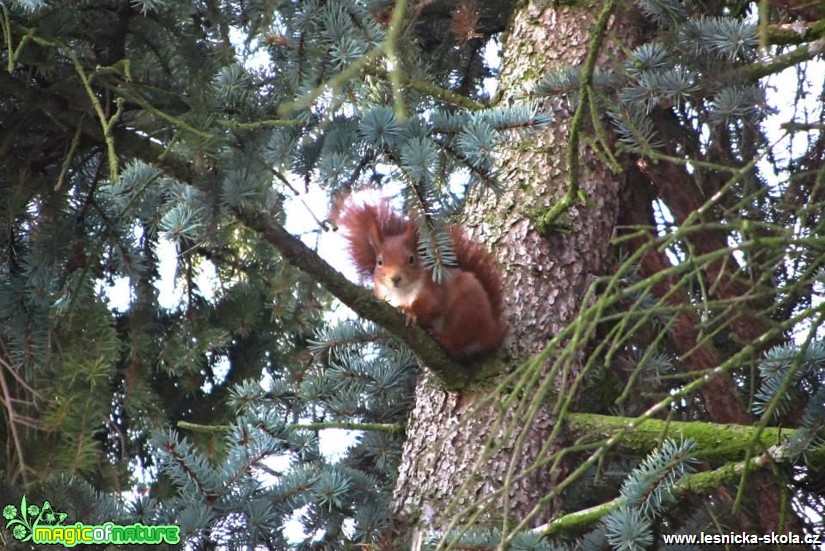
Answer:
[335,199,506,357]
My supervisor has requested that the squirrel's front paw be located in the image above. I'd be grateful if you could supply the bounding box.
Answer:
[402,310,417,326]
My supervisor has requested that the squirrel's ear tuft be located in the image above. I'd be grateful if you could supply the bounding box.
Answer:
[336,199,409,281]
[403,219,418,248]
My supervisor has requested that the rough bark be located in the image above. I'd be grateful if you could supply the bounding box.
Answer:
[392,1,642,542]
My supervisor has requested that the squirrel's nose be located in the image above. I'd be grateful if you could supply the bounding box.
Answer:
[391,275,402,287]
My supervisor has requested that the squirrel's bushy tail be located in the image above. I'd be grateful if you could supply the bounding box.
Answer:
[450,227,505,321]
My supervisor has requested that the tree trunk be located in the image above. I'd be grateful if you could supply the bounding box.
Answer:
[392,2,644,543]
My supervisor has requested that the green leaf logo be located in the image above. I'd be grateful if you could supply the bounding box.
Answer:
[3,496,67,542]
[3,496,34,542]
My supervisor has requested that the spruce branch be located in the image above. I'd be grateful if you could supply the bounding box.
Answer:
[383,0,409,121]
[178,420,404,434]
[434,219,825,542]
[0,69,114,158]
[0,62,478,383]
[619,145,748,173]
[743,38,825,81]
[0,356,33,485]
[535,0,617,235]
[781,121,825,131]
[112,85,214,140]
[492,256,825,538]
[1,3,10,73]
[431,138,499,189]
[732,314,825,515]
[1,8,36,73]
[154,431,218,499]
[294,421,405,434]
[765,20,825,46]
[54,117,84,191]
[586,95,622,174]
[537,443,795,538]
[177,421,231,433]
[68,51,122,182]
[14,110,466,385]
[276,48,383,117]
[365,66,485,111]
[215,117,304,130]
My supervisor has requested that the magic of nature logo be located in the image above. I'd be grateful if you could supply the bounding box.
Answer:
[3,495,179,547]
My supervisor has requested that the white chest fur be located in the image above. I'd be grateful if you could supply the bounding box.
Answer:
[376,278,424,308]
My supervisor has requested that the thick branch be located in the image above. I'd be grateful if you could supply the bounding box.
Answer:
[565,412,795,463]
[620,175,752,423]
[745,37,825,81]
[766,11,825,32]
[538,443,794,538]
[233,208,474,381]
[0,71,478,384]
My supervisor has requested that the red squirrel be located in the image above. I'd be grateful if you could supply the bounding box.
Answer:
[336,200,506,357]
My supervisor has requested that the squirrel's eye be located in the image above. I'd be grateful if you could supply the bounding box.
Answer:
[376,256,383,267]
[408,254,415,265]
